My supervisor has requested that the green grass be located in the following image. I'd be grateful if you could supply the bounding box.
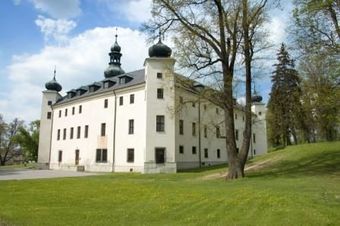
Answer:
[0,142,340,226]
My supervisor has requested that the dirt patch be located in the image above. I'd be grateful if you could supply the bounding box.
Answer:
[201,158,278,180]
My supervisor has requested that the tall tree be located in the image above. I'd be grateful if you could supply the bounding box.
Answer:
[267,43,303,147]
[0,116,23,166]
[145,0,269,178]
[14,120,40,162]
[292,0,339,54]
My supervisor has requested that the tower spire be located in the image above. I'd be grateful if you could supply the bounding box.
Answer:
[104,29,125,78]
[53,66,56,80]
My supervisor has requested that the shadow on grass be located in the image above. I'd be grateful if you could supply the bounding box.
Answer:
[178,164,227,173]
[248,150,340,178]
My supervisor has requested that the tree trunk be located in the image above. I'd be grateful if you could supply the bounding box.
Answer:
[239,0,252,167]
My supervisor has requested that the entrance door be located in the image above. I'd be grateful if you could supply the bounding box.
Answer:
[75,149,80,165]
[155,148,165,164]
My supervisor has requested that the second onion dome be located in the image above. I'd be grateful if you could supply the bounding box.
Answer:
[148,31,172,58]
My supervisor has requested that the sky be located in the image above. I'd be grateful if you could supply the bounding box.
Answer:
[0,0,293,122]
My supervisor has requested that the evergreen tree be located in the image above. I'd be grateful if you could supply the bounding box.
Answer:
[268,43,303,147]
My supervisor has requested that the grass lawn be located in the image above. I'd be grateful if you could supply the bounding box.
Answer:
[0,142,339,226]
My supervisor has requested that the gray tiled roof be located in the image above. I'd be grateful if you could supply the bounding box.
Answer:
[54,69,145,106]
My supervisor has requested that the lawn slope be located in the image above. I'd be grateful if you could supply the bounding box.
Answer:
[0,142,339,226]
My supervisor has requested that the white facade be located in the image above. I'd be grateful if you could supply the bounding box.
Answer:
[38,42,267,173]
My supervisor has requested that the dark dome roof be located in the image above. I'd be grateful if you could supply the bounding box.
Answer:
[45,77,62,92]
[104,64,125,78]
[111,41,121,52]
[148,40,172,58]
[251,95,263,103]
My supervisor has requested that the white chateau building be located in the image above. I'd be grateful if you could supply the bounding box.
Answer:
[38,34,267,173]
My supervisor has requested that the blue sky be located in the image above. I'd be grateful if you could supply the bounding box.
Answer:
[0,0,293,122]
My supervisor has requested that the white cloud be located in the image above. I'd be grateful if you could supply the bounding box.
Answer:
[123,0,152,23]
[35,15,77,44]
[264,17,287,45]
[12,0,21,5]
[101,0,152,23]
[3,27,148,122]
[30,0,81,19]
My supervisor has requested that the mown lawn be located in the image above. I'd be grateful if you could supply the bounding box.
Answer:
[0,142,339,226]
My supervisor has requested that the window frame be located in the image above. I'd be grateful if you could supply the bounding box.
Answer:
[119,96,123,106]
[96,149,108,163]
[130,94,134,104]
[156,115,165,132]
[101,123,106,136]
[157,88,164,99]
[128,119,134,134]
[127,148,134,163]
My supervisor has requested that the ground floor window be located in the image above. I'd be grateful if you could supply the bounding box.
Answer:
[155,148,165,164]
[58,150,62,163]
[75,149,79,165]
[192,146,197,154]
[96,149,107,163]
[204,148,208,158]
[217,149,221,158]
[127,148,134,163]
[179,145,184,154]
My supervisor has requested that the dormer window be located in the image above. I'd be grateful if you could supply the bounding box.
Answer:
[89,83,100,92]
[76,87,87,96]
[103,80,115,88]
[119,75,132,84]
[67,90,76,98]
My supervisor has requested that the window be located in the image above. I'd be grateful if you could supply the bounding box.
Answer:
[72,107,75,115]
[254,149,256,155]
[157,88,164,99]
[58,150,62,163]
[236,147,239,153]
[179,96,183,104]
[47,101,52,105]
[235,129,239,141]
[104,99,108,108]
[156,115,165,132]
[65,108,68,117]
[242,116,245,122]
[130,94,134,104]
[157,72,163,79]
[79,105,82,114]
[204,104,207,111]
[192,102,196,107]
[155,148,165,164]
[47,112,52,119]
[127,149,134,163]
[204,148,208,158]
[217,149,221,158]
[216,108,219,114]
[96,149,107,163]
[57,129,60,140]
[204,125,207,138]
[216,126,220,138]
[59,110,61,118]
[192,146,197,154]
[235,113,238,120]
[119,96,123,105]
[253,133,256,143]
[128,119,134,134]
[101,123,106,136]
[70,127,74,139]
[77,126,81,139]
[179,145,184,154]
[63,128,66,140]
[84,125,89,138]
[259,111,262,116]
[179,120,184,135]
[192,122,196,136]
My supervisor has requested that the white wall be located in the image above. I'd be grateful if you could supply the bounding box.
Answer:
[144,57,177,173]
[38,90,61,166]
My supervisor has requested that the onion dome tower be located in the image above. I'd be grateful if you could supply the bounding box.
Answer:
[104,31,125,78]
[45,67,62,92]
[148,30,172,58]
[251,82,262,103]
